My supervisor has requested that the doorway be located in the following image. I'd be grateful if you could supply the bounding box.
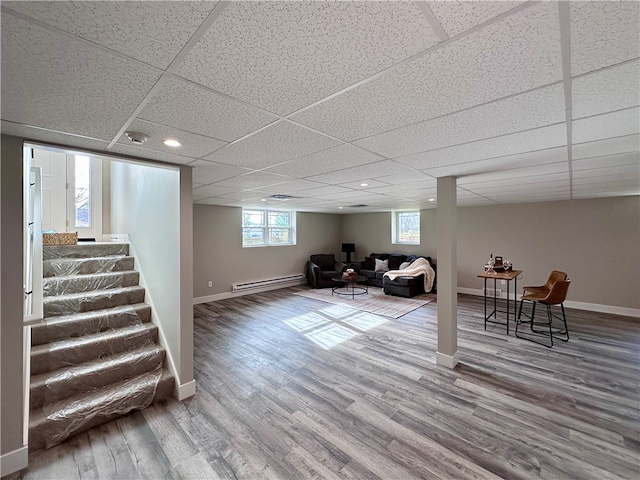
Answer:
[31,147,103,240]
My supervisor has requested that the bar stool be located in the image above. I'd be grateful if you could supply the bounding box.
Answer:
[522,270,567,296]
[516,279,570,348]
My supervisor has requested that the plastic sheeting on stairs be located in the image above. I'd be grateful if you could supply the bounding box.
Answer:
[36,305,163,449]
[44,255,128,277]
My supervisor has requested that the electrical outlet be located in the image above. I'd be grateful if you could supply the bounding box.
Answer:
[208,281,212,287]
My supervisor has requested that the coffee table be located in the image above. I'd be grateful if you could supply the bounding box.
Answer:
[331,275,368,299]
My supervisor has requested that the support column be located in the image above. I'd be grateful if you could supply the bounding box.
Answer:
[436,176,459,368]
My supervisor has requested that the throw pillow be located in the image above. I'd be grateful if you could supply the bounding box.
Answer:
[399,261,411,270]
[363,256,375,270]
[374,258,389,272]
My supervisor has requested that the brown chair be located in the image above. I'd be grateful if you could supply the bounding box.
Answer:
[516,279,570,348]
[521,270,567,296]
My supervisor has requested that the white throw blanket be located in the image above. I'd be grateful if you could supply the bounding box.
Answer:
[383,257,436,293]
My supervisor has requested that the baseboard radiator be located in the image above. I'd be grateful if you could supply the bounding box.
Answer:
[232,274,305,293]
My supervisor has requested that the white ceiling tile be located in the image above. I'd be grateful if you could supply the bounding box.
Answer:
[292,2,562,141]
[249,179,328,194]
[307,160,417,185]
[354,84,566,158]
[573,152,639,172]
[139,77,278,142]
[374,171,435,185]
[116,119,227,159]
[195,197,239,206]
[191,162,252,184]
[215,171,292,190]
[2,1,218,69]
[192,195,211,202]
[572,135,640,160]
[572,107,640,144]
[572,164,639,180]
[487,192,572,203]
[193,185,237,197]
[1,13,161,141]
[337,179,390,190]
[300,185,353,197]
[427,1,526,37]
[468,179,570,194]
[262,144,383,178]
[1,121,109,152]
[427,147,568,178]
[459,163,569,185]
[394,125,568,171]
[570,1,640,76]
[175,1,439,115]
[109,144,195,166]
[572,60,640,120]
[204,121,341,169]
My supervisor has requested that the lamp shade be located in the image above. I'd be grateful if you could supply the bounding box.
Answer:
[341,243,355,253]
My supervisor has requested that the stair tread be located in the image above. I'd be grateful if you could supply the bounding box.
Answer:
[32,322,157,352]
[29,368,174,449]
[43,269,138,281]
[43,285,144,302]
[31,368,173,423]
[31,343,165,386]
[34,303,151,326]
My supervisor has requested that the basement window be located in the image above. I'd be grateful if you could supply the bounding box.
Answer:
[242,209,296,247]
[392,210,420,245]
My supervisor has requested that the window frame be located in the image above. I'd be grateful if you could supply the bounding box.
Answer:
[242,209,296,247]
[392,210,420,245]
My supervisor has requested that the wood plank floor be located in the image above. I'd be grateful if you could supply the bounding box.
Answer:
[10,288,640,479]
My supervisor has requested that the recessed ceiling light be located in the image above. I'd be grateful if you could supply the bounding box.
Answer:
[338,206,344,210]
[163,139,181,147]
[261,198,267,202]
[360,183,369,187]
[429,198,435,202]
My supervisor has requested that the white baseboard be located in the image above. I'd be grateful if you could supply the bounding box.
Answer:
[436,351,460,369]
[194,280,306,305]
[457,287,639,318]
[176,380,196,401]
[1,445,28,477]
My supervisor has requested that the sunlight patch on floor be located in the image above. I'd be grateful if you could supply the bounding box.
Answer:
[284,305,388,349]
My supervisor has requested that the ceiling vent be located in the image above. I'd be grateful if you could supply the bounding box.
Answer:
[268,194,298,201]
[125,131,149,145]
[349,204,368,208]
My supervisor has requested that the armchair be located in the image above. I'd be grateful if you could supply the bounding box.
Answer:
[306,254,346,288]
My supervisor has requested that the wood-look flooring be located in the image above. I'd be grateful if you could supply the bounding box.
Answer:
[10,288,640,479]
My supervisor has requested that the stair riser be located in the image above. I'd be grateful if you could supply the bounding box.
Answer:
[31,304,151,346]
[43,287,145,317]
[29,369,174,451]
[43,243,129,260]
[30,325,158,375]
[43,256,135,277]
[30,347,165,410]
[43,271,140,297]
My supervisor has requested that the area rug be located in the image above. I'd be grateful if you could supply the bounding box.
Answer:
[292,286,436,319]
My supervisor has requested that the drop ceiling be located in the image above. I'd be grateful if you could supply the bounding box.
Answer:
[1,1,638,213]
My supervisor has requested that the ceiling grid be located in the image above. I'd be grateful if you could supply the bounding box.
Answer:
[1,0,637,212]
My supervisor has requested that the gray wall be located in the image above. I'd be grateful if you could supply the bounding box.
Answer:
[341,197,640,309]
[1,135,26,460]
[193,205,341,298]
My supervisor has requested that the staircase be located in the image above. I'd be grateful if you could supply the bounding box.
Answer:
[29,243,174,450]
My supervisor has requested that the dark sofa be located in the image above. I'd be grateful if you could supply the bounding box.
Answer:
[356,253,437,298]
[306,254,346,288]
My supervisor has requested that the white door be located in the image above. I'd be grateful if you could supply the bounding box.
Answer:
[32,148,102,240]
[32,148,67,233]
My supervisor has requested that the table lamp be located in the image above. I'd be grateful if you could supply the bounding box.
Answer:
[341,243,355,263]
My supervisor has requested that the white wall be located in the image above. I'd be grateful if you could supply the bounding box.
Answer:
[1,135,28,474]
[110,161,194,391]
[342,197,640,312]
[193,205,341,298]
